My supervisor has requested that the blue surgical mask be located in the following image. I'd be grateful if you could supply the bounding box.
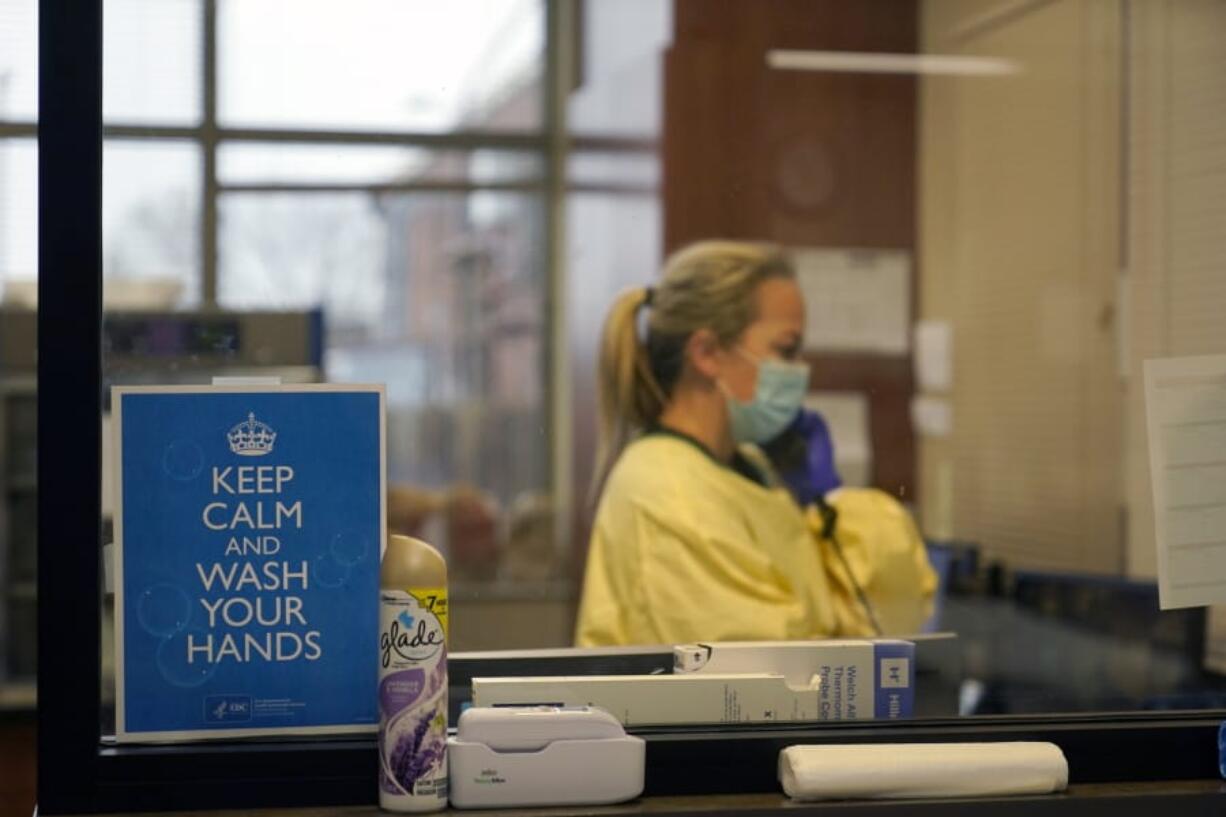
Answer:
[723,351,810,445]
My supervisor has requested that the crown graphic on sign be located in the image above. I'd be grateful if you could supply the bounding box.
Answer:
[227,412,276,456]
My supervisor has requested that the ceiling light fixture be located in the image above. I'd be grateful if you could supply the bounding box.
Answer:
[766,50,1021,77]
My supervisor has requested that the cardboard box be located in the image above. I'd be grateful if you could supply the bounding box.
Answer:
[674,639,915,721]
[472,674,824,726]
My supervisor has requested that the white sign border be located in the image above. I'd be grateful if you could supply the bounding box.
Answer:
[112,383,387,743]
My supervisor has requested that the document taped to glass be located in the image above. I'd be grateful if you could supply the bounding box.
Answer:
[1144,354,1226,609]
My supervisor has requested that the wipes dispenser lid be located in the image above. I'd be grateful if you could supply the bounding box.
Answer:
[448,705,645,809]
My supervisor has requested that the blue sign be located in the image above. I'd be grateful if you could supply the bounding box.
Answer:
[113,386,384,741]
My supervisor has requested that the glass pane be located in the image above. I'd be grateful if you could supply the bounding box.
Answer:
[906,0,1226,715]
[0,0,37,121]
[0,252,35,702]
[219,191,554,606]
[0,139,36,289]
[567,151,659,189]
[218,0,544,133]
[219,144,542,187]
[217,192,386,328]
[565,189,662,529]
[66,0,1226,743]
[558,0,1226,724]
[103,140,201,307]
[103,0,202,125]
[568,0,670,139]
[0,10,36,811]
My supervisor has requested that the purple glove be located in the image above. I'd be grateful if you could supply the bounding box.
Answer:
[776,409,841,507]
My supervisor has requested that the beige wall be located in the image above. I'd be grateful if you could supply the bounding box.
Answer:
[920,0,1226,577]
[918,0,1124,572]
[1124,0,1226,577]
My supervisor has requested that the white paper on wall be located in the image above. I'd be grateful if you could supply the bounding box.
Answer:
[914,320,953,392]
[911,395,953,438]
[1144,354,1226,609]
[793,248,911,355]
[804,392,872,488]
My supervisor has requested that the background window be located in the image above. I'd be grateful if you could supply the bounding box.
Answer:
[0,140,36,290]
[103,140,201,308]
[0,0,37,121]
[218,0,544,133]
[103,0,202,125]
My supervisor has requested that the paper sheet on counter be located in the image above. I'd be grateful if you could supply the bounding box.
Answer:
[1144,354,1226,609]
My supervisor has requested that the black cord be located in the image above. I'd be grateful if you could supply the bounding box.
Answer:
[817,499,884,637]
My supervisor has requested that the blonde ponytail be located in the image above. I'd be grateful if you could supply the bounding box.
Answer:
[593,287,667,501]
[591,240,795,500]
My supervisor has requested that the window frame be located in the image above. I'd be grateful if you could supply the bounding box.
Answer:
[35,0,1223,813]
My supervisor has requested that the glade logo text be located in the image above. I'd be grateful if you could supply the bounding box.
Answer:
[380,611,443,667]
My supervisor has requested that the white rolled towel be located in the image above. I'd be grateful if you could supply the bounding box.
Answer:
[779,742,1069,801]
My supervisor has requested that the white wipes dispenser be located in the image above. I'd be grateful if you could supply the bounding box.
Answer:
[448,705,645,809]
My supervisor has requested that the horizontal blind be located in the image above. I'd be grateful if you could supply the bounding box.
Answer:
[1124,0,1226,576]
[920,0,1122,572]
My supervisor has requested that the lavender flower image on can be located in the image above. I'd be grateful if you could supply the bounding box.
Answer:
[378,587,448,811]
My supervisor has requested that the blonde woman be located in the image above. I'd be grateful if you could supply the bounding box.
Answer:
[575,241,936,646]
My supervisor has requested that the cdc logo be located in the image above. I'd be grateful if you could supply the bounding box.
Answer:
[204,695,253,723]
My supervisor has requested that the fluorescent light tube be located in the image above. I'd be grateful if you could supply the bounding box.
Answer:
[766,50,1020,77]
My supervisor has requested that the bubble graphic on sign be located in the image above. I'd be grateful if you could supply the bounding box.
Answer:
[156,628,218,688]
[330,530,369,566]
[162,439,204,481]
[313,551,351,589]
[137,583,191,638]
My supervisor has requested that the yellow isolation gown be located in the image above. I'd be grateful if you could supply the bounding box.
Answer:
[575,432,936,646]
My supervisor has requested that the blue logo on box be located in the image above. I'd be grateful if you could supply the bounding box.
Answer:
[205,695,253,723]
[872,642,915,719]
[879,657,910,688]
